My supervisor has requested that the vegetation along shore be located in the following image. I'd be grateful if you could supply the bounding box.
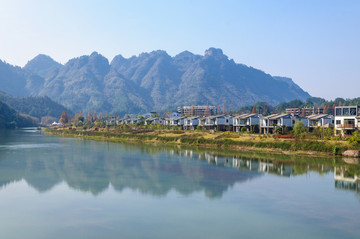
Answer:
[44,126,360,158]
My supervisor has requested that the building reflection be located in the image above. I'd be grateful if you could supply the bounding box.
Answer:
[1,134,359,199]
[334,167,360,192]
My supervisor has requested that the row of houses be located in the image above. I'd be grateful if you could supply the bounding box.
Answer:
[107,106,360,136]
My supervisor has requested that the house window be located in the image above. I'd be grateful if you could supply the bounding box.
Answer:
[350,107,357,116]
[344,119,355,125]
[336,120,341,125]
[226,119,229,123]
[335,108,342,116]
[343,108,349,116]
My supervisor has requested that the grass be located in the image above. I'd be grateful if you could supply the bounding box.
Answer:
[44,127,354,157]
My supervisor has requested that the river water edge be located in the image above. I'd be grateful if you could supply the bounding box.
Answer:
[0,128,359,239]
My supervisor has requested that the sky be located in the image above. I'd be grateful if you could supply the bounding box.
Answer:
[0,0,359,100]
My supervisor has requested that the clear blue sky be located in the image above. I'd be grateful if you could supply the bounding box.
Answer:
[0,0,359,100]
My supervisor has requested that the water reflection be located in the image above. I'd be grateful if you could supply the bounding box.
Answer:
[334,167,360,192]
[1,129,360,200]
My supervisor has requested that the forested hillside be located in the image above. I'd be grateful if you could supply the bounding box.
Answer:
[0,100,37,128]
[0,91,72,121]
[0,48,310,115]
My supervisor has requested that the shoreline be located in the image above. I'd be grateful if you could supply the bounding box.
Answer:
[43,128,354,158]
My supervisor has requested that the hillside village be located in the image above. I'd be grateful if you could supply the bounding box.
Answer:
[54,104,360,138]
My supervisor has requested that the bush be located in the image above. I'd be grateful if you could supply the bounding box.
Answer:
[347,131,360,145]
[241,127,247,133]
[293,121,307,138]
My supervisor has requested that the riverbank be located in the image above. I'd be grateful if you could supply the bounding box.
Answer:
[43,127,359,157]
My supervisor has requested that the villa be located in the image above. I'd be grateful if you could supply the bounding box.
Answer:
[334,106,360,136]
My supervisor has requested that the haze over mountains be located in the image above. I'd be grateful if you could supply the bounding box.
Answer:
[0,48,310,115]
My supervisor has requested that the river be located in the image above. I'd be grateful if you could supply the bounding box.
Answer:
[0,128,359,238]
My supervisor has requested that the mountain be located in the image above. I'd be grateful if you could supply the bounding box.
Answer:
[0,91,73,121]
[0,60,44,96]
[24,54,62,79]
[0,48,310,115]
[0,100,37,128]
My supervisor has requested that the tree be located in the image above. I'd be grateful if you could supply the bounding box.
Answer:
[252,105,257,113]
[93,110,97,120]
[59,111,69,124]
[293,121,307,138]
[73,111,83,122]
[301,108,306,117]
[263,104,267,115]
[87,110,92,122]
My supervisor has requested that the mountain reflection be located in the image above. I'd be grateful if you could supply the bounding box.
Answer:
[0,130,360,199]
[0,139,263,198]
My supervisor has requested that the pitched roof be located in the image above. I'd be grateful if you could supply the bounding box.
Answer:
[264,113,289,120]
[186,116,200,120]
[236,113,259,119]
[307,114,329,120]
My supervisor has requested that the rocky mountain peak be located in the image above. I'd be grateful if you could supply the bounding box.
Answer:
[204,48,227,58]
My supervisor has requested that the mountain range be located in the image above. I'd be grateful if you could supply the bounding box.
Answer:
[0,48,310,115]
[0,90,72,123]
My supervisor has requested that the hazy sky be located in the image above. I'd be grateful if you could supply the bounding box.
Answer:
[0,0,359,100]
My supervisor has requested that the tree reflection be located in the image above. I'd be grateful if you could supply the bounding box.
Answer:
[1,130,360,199]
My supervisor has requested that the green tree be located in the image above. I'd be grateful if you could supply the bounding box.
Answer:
[347,131,360,145]
[293,121,307,138]
[241,127,247,133]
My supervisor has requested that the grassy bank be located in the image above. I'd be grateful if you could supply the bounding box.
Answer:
[44,128,356,157]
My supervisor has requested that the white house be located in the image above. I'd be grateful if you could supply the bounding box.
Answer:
[170,116,186,127]
[307,114,334,129]
[169,112,181,118]
[334,106,360,136]
[292,115,309,128]
[184,116,200,130]
[233,113,262,132]
[204,114,233,131]
[260,113,295,134]
[122,117,140,125]
[163,118,172,126]
[144,117,165,125]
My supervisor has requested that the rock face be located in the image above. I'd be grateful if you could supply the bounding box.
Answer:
[342,150,360,158]
[0,48,311,115]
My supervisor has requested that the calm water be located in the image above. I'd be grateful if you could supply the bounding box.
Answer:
[0,128,359,239]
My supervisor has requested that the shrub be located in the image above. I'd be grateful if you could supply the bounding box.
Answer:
[347,131,360,145]
[293,121,307,138]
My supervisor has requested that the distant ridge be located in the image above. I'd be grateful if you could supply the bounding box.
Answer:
[0,48,310,115]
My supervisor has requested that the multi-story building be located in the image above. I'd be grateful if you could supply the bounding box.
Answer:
[334,106,360,136]
[177,105,217,116]
[285,107,315,116]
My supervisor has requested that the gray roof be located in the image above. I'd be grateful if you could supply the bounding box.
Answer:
[186,116,200,120]
[206,114,231,120]
[264,113,289,120]
[235,113,259,119]
[172,116,187,120]
[307,114,330,120]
